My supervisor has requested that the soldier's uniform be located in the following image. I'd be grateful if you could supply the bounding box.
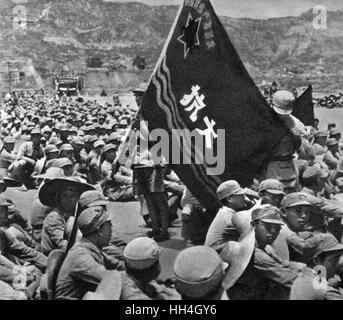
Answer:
[312,131,328,157]
[56,206,124,300]
[264,91,301,190]
[121,237,180,300]
[173,246,228,300]
[41,208,68,256]
[228,206,303,300]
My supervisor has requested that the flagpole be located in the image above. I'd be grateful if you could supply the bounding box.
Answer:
[111,2,185,175]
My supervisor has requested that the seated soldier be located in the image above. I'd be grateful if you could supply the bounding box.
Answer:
[55,206,122,300]
[78,190,126,269]
[205,180,251,252]
[99,144,135,202]
[301,165,330,197]
[227,205,305,300]
[0,232,41,300]
[258,179,285,208]
[279,192,343,262]
[121,237,180,300]
[291,233,343,300]
[11,128,44,189]
[173,246,228,300]
[279,192,325,263]
[312,131,327,157]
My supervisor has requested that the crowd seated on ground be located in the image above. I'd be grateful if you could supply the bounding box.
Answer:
[1,88,343,300]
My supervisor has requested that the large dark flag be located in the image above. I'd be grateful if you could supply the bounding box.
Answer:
[293,85,315,126]
[140,0,291,214]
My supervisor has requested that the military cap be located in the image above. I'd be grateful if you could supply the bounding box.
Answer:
[79,190,109,210]
[59,124,69,132]
[1,128,9,136]
[281,192,312,209]
[314,131,327,138]
[72,137,85,146]
[329,128,340,137]
[302,165,329,181]
[102,144,116,153]
[30,128,42,136]
[59,144,74,152]
[86,125,95,132]
[251,205,283,224]
[106,132,119,144]
[216,180,246,201]
[311,233,343,258]
[272,90,295,115]
[328,122,336,128]
[53,158,73,168]
[124,237,160,270]
[327,138,338,147]
[94,140,105,148]
[336,177,343,187]
[70,127,78,134]
[259,179,285,195]
[174,246,224,298]
[77,206,111,236]
[49,137,63,147]
[106,124,113,131]
[88,135,98,144]
[119,119,128,126]
[3,136,15,144]
[42,126,52,133]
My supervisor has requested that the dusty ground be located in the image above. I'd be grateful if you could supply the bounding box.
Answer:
[4,188,185,281]
[315,108,343,132]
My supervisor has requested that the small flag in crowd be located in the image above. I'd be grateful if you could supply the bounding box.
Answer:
[293,85,315,126]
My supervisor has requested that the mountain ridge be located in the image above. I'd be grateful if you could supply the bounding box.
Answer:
[0,0,342,92]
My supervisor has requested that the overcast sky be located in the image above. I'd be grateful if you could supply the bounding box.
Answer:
[104,0,343,19]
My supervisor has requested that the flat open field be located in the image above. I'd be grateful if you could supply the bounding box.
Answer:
[315,108,343,132]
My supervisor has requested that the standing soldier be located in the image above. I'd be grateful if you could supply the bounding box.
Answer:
[264,90,302,191]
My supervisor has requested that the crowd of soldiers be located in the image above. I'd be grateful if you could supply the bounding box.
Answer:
[314,93,343,109]
[1,86,343,300]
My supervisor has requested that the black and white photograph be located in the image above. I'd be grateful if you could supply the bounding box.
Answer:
[1,0,343,303]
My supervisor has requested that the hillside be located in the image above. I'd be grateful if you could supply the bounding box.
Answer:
[0,0,343,92]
